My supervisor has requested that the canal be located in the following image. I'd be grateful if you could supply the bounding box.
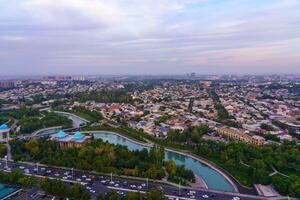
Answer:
[93,131,236,192]
[55,112,236,192]
[55,111,89,128]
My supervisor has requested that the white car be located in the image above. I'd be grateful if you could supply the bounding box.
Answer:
[63,177,68,180]
[76,178,82,182]
[86,178,91,181]
[19,166,25,169]
[202,194,209,198]
[54,173,60,177]
[232,197,240,200]
[114,184,119,187]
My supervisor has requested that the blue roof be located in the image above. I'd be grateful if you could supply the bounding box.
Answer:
[56,130,67,139]
[0,124,9,130]
[73,131,85,140]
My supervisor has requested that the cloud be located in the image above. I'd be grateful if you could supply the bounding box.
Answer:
[18,0,203,36]
[21,0,122,30]
[0,0,299,75]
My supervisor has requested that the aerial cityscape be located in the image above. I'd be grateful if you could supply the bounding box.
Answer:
[0,75,299,200]
[0,0,300,200]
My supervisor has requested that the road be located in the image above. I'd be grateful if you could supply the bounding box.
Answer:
[0,160,278,200]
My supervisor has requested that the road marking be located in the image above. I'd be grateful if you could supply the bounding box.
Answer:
[108,186,196,200]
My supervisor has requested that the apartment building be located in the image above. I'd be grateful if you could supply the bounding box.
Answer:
[216,126,265,146]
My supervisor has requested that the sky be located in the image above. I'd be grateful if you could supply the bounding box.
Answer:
[0,0,300,75]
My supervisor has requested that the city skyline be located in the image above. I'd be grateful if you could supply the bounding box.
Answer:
[1,0,300,75]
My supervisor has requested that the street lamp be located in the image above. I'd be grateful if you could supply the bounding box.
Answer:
[146,177,149,189]
[4,155,7,169]
[178,181,181,196]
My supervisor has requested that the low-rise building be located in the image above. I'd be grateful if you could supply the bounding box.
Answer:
[51,130,91,148]
[0,124,10,142]
[216,126,265,146]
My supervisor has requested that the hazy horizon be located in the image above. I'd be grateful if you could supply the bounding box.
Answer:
[1,0,300,75]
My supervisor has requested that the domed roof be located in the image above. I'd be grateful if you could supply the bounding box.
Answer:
[73,131,85,140]
[0,124,9,130]
[56,130,67,139]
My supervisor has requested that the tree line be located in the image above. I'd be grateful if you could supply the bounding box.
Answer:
[99,125,300,197]
[19,112,73,134]
[195,140,300,197]
[40,178,91,200]
[61,106,103,123]
[0,170,36,188]
[167,125,211,144]
[10,138,194,184]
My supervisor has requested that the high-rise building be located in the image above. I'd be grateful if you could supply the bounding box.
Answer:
[188,98,194,113]
[0,81,15,89]
[72,76,86,81]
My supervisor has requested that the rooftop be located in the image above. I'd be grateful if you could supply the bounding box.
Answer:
[0,124,9,130]
[52,131,90,143]
[73,131,85,140]
[56,130,68,139]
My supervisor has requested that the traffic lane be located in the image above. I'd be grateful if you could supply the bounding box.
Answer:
[0,160,256,200]
[0,160,252,200]
[1,161,154,190]
[0,160,262,200]
[162,186,244,200]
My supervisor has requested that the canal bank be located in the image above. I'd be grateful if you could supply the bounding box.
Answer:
[91,130,257,194]
[0,183,21,200]
[84,131,238,193]
[54,111,90,128]
[56,112,253,194]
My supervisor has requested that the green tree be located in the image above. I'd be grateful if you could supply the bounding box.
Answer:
[70,183,91,200]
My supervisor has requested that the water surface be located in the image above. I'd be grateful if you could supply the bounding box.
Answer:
[94,132,235,192]
[0,184,18,199]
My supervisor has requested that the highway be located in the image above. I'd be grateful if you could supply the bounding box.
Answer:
[0,160,276,200]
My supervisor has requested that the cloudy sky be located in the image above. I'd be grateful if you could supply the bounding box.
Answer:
[0,0,300,75]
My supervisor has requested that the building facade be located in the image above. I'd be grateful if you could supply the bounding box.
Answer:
[216,126,265,146]
[0,124,10,142]
[51,130,91,148]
